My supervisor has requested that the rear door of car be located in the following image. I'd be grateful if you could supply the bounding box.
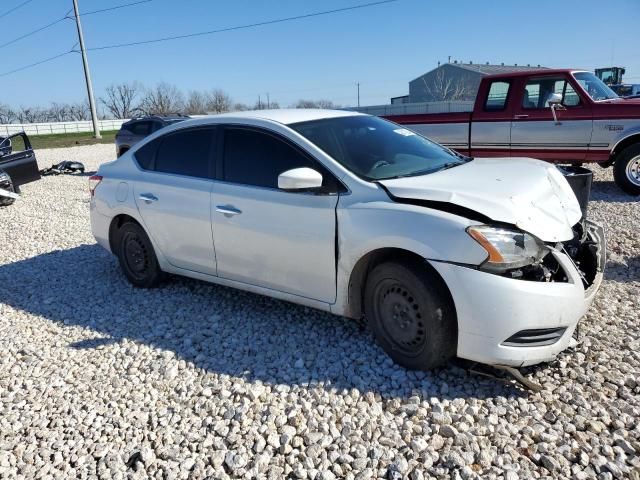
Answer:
[0,133,40,187]
[133,126,218,275]
[210,125,340,303]
[510,74,593,161]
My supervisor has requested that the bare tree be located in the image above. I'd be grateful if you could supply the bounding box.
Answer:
[100,82,142,119]
[206,89,232,113]
[184,90,208,115]
[422,70,474,101]
[232,102,250,112]
[293,99,337,109]
[47,102,71,122]
[0,104,17,124]
[68,101,91,121]
[16,106,45,123]
[140,82,184,116]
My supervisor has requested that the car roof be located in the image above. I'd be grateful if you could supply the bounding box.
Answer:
[483,68,590,79]
[197,108,366,125]
[124,115,188,124]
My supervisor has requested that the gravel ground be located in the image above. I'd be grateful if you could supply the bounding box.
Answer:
[1,144,638,480]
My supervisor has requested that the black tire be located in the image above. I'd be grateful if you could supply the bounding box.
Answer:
[114,221,164,288]
[0,170,15,207]
[613,143,640,196]
[364,261,457,370]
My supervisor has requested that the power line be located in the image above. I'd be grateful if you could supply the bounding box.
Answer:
[0,15,68,49]
[0,0,153,50]
[0,0,399,79]
[88,0,399,51]
[0,0,34,20]
[82,0,153,17]
[0,50,73,78]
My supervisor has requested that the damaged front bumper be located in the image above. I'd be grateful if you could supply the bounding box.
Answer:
[429,220,605,367]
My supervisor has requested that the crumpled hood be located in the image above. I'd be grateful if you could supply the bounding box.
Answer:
[379,157,583,242]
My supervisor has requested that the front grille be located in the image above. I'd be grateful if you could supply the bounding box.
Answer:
[502,327,566,347]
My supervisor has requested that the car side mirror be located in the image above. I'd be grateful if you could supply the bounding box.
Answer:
[547,92,563,105]
[547,93,566,125]
[278,167,323,191]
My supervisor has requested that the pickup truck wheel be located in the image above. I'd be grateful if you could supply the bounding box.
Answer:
[115,222,164,288]
[613,144,640,196]
[364,261,456,370]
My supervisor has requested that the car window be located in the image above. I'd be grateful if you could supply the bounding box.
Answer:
[223,128,333,189]
[154,128,214,178]
[484,81,510,111]
[128,121,152,136]
[134,139,157,170]
[522,77,581,109]
[291,116,467,181]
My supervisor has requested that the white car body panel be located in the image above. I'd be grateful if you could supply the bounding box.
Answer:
[90,109,605,368]
[379,157,583,242]
[212,181,338,303]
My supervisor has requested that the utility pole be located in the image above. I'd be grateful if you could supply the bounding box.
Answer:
[266,93,270,109]
[356,82,360,107]
[72,0,101,139]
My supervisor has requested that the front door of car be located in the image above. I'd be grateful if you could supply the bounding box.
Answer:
[133,127,218,275]
[211,126,341,303]
[0,133,40,187]
[510,75,593,161]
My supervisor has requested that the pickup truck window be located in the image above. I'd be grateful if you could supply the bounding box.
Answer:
[573,72,618,101]
[291,116,466,181]
[522,78,581,109]
[484,81,510,111]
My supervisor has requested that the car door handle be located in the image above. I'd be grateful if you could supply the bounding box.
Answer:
[216,205,242,217]
[138,193,158,204]
[514,114,529,119]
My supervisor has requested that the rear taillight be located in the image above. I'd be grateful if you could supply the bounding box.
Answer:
[89,175,103,197]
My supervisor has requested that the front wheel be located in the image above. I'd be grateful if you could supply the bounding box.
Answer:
[364,261,457,370]
[115,222,164,288]
[613,144,640,196]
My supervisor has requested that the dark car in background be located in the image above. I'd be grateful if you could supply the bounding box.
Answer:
[115,114,189,156]
[0,132,41,206]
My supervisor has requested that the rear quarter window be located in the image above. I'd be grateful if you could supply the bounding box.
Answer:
[133,139,158,170]
[484,81,511,111]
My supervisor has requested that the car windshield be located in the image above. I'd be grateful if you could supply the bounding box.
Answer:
[573,72,618,101]
[290,115,469,181]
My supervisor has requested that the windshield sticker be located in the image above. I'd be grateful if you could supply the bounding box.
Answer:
[393,128,415,137]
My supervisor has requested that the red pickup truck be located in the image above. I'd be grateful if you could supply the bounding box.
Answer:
[384,69,640,195]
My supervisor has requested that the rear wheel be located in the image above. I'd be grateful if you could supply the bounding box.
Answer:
[115,222,164,288]
[613,143,640,196]
[364,261,457,370]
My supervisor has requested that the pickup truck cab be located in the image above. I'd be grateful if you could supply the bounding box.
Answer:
[384,69,640,195]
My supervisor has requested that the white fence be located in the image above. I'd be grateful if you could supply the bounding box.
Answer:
[346,101,474,116]
[0,119,129,137]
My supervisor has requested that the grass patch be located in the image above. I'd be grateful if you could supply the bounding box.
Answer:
[29,130,117,150]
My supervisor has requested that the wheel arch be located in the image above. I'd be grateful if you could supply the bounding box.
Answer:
[108,213,142,252]
[346,247,456,323]
[610,133,640,162]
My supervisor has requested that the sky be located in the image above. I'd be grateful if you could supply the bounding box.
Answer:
[1,0,639,110]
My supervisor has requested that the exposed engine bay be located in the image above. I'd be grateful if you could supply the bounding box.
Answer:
[500,220,605,289]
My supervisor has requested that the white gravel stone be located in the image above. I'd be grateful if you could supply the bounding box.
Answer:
[0,145,639,479]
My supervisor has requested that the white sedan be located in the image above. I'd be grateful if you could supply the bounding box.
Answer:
[90,109,605,369]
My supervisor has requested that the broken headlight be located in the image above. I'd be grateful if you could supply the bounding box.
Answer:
[467,226,547,272]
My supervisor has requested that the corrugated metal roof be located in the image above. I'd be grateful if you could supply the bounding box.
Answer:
[410,63,547,82]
